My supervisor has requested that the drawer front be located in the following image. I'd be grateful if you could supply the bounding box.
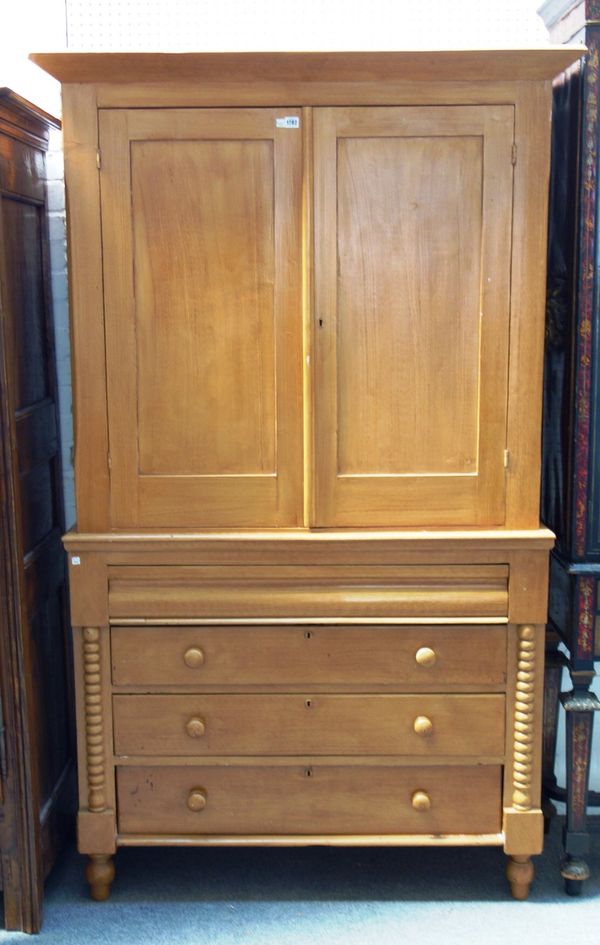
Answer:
[108,564,508,619]
[116,764,502,835]
[111,625,507,687]
[113,693,505,757]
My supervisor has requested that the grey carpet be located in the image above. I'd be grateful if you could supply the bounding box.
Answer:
[2,817,598,943]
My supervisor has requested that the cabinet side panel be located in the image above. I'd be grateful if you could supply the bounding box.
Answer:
[505,81,553,528]
[62,84,109,531]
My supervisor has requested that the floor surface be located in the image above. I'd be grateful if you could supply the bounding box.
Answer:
[2,816,598,943]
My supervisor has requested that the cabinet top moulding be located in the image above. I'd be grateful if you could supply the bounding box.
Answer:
[0,88,60,147]
[30,48,584,86]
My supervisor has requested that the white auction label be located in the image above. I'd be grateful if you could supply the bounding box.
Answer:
[276,116,300,128]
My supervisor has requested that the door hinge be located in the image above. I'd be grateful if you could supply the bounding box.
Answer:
[107,452,112,470]
[503,449,510,469]
[511,144,517,166]
[96,150,102,170]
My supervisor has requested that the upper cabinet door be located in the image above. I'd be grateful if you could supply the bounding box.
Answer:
[313,105,515,527]
[99,109,303,528]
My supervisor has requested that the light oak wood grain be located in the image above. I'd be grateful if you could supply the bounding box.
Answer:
[118,833,504,847]
[109,754,507,767]
[46,50,562,895]
[302,106,314,529]
[90,79,566,109]
[335,135,481,476]
[72,626,116,817]
[113,693,505,757]
[132,138,276,477]
[505,82,553,527]
[105,562,509,621]
[116,764,502,835]
[313,105,513,526]
[110,624,507,687]
[99,108,303,528]
[507,550,551,624]
[63,529,556,553]
[30,50,584,85]
[77,811,117,856]
[61,84,110,531]
[503,623,545,818]
[63,536,552,624]
[503,808,544,856]
[109,563,509,581]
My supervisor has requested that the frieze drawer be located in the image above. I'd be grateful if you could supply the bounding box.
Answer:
[108,564,509,619]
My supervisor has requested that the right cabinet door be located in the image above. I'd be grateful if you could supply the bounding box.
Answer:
[313,105,514,527]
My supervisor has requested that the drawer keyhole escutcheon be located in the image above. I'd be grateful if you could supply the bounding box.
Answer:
[411,790,431,812]
[186,717,206,738]
[415,646,437,668]
[413,715,433,736]
[183,646,205,669]
[187,789,207,812]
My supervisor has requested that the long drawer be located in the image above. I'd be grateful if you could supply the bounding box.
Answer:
[108,564,509,619]
[113,693,505,757]
[111,625,507,687]
[116,764,502,836]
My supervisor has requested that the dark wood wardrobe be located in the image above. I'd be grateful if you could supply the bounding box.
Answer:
[0,88,74,932]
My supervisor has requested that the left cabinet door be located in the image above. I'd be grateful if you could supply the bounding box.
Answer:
[99,109,303,528]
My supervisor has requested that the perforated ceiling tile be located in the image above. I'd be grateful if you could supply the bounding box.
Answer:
[65,0,549,51]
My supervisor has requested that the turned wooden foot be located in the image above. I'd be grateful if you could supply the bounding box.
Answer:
[85,854,115,901]
[506,855,534,900]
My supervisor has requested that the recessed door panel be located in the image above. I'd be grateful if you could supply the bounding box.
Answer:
[132,139,276,477]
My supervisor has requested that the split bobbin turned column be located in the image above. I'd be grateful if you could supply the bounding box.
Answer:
[80,626,116,900]
[504,625,544,900]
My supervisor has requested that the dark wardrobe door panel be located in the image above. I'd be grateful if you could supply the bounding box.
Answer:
[0,89,74,933]
[541,71,581,552]
[2,198,51,410]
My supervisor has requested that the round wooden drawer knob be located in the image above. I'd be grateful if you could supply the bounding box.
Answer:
[187,789,207,812]
[415,646,437,668]
[183,646,205,668]
[411,790,431,812]
[186,717,206,738]
[413,715,433,736]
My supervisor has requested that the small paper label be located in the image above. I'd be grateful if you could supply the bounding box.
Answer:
[276,116,300,128]
[71,556,81,566]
